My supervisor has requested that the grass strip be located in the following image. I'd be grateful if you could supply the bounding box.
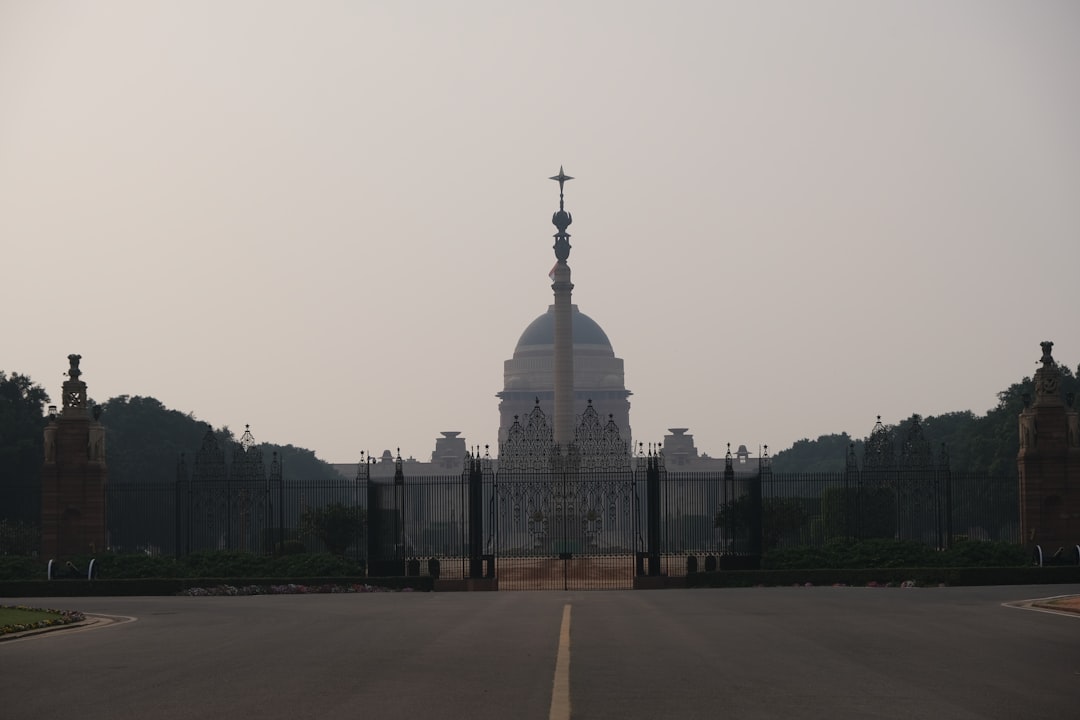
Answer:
[1,606,84,635]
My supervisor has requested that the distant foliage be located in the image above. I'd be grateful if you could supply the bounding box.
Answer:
[771,433,861,473]
[301,503,365,556]
[99,395,343,484]
[0,371,50,487]
[715,496,810,550]
[820,486,896,540]
[100,396,214,485]
[770,361,1079,473]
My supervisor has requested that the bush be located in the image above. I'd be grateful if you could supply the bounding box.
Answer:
[0,556,40,582]
[763,539,1023,570]
[941,540,1027,568]
[87,554,183,579]
[687,566,1080,588]
[182,551,266,578]
[270,553,362,577]
[277,540,307,556]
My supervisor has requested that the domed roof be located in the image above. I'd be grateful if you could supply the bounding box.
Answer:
[515,305,612,351]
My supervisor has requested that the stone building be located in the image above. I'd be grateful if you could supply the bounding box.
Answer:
[496,304,632,447]
[1017,341,1080,550]
[41,355,108,559]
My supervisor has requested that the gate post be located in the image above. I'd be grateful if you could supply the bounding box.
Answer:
[722,446,735,554]
[646,449,661,577]
[939,443,951,550]
[366,473,383,575]
[175,452,186,559]
[468,453,485,579]
[844,443,858,541]
[395,452,406,575]
[747,448,767,561]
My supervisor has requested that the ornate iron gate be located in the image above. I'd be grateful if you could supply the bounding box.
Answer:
[490,469,640,589]
[491,402,641,589]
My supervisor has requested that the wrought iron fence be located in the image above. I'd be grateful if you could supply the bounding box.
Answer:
[3,466,1021,581]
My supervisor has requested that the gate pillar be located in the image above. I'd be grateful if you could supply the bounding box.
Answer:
[646,451,661,576]
[468,454,485,579]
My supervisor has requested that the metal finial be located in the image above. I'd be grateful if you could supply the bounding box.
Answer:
[549,166,573,210]
[239,424,256,453]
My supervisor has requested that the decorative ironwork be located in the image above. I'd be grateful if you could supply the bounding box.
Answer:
[845,442,859,473]
[354,451,370,483]
[574,400,631,471]
[499,400,556,472]
[500,399,632,474]
[864,416,894,472]
[490,467,639,587]
[185,425,271,553]
[239,424,256,453]
[231,428,266,485]
[192,426,226,483]
[899,416,933,470]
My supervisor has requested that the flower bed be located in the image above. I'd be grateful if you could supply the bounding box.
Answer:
[0,606,85,635]
[177,583,416,596]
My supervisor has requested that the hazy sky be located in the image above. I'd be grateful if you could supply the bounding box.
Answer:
[2,1,1078,464]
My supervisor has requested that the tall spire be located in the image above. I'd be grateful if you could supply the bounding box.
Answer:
[550,166,573,259]
[548,166,575,449]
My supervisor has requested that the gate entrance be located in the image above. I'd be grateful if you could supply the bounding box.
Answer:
[491,471,640,590]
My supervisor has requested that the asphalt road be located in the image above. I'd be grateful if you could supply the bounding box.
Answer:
[3,585,1078,720]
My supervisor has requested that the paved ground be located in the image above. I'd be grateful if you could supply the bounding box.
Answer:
[3,585,1079,719]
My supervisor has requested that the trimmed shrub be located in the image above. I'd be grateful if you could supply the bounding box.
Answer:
[941,540,1027,568]
[0,556,41,582]
[687,566,1080,589]
[277,540,307,556]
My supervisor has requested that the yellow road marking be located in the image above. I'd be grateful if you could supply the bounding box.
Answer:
[549,603,572,720]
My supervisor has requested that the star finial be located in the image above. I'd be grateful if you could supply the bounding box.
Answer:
[549,166,573,210]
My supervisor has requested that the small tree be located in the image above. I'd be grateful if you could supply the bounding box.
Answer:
[300,503,365,556]
[715,496,810,550]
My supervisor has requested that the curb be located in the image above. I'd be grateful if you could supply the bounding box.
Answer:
[0,614,129,642]
[1030,598,1080,615]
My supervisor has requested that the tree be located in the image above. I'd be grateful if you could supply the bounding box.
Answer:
[99,395,344,485]
[0,371,50,487]
[97,395,348,553]
[769,359,1079,474]
[0,372,49,551]
[99,395,214,485]
[715,495,809,550]
[301,502,365,556]
[771,433,862,473]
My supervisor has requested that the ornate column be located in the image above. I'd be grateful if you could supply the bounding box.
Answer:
[1018,341,1080,548]
[41,354,108,559]
[550,167,575,448]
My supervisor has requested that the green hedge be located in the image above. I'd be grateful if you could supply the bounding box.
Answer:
[762,539,1028,570]
[0,575,433,598]
[0,556,41,582]
[1,552,367,581]
[687,566,1080,588]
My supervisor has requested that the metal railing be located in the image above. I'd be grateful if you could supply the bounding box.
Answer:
[3,470,1021,579]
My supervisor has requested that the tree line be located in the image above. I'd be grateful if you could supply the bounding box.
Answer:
[0,377,343,489]
[2,359,1078,487]
[771,361,1079,474]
